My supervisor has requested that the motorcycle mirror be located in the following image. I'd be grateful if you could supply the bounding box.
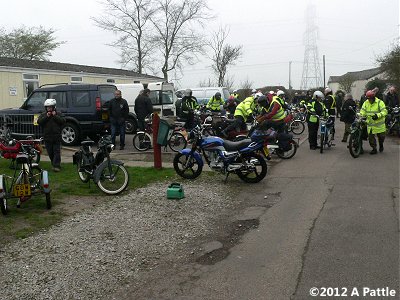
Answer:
[205,116,212,122]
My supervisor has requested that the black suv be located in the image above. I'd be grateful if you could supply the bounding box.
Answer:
[0,84,117,146]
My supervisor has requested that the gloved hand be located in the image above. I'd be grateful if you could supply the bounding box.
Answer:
[371,114,378,120]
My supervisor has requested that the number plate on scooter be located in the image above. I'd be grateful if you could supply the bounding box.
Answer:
[13,184,31,197]
[263,146,270,157]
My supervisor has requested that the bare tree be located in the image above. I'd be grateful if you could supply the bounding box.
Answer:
[198,78,216,87]
[0,26,64,60]
[338,73,356,93]
[93,0,155,73]
[223,75,235,91]
[240,78,254,98]
[209,26,242,87]
[150,0,211,81]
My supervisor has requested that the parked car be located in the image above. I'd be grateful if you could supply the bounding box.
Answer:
[116,81,177,133]
[0,83,117,146]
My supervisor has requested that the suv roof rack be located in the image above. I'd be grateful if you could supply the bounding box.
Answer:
[39,83,69,88]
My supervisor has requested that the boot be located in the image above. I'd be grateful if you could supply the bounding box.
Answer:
[370,148,377,155]
[379,143,384,152]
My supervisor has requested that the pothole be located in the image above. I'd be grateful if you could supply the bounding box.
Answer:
[196,219,259,265]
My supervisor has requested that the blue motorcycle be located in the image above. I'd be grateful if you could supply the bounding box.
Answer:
[173,124,268,183]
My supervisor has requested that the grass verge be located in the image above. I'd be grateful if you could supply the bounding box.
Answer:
[0,159,175,245]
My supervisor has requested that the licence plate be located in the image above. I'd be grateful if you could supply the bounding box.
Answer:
[102,112,109,120]
[263,146,270,157]
[13,184,31,197]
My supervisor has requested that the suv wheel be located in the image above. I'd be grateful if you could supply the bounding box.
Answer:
[125,118,137,134]
[62,123,80,146]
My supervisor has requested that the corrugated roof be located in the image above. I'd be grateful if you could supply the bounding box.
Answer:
[0,57,163,80]
[328,67,383,83]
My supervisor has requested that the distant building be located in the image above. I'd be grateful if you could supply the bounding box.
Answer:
[328,67,386,100]
[0,57,163,108]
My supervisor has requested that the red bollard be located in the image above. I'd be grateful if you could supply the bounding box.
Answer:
[152,113,162,169]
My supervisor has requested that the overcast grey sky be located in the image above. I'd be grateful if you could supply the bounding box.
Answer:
[1,0,399,89]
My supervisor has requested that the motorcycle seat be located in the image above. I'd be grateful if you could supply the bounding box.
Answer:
[223,139,253,151]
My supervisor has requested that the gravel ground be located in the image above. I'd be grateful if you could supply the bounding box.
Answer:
[0,177,240,300]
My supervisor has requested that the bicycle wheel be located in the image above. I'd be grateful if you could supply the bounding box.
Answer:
[349,131,362,158]
[0,198,7,215]
[97,163,129,195]
[320,133,324,154]
[133,132,151,151]
[168,132,187,152]
[290,121,305,135]
[77,153,91,183]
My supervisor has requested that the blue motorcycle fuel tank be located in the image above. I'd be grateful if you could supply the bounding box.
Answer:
[200,136,225,150]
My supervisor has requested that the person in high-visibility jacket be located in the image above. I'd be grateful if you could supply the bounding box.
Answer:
[324,87,337,139]
[360,90,387,154]
[307,91,328,150]
[181,89,199,130]
[221,92,261,137]
[206,92,225,112]
[231,90,240,101]
[257,94,287,133]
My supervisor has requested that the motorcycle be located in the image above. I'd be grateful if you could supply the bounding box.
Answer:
[173,117,268,183]
[348,114,367,158]
[387,106,400,137]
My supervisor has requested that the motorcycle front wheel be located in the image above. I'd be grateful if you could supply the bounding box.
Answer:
[236,153,267,183]
[173,153,203,179]
[97,163,129,195]
[320,133,325,154]
[349,131,362,158]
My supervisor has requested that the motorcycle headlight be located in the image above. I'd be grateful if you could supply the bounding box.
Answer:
[108,144,115,152]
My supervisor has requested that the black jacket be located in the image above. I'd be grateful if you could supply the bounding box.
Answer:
[107,97,129,125]
[385,92,399,109]
[37,111,66,143]
[134,94,153,119]
[340,99,357,123]
[324,94,336,115]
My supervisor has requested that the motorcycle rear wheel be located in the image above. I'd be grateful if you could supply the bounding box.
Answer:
[77,153,91,183]
[275,141,297,159]
[236,153,267,183]
[173,153,202,179]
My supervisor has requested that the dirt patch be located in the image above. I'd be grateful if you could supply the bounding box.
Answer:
[54,195,106,215]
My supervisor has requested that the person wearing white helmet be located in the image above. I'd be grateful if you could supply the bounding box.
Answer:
[231,89,240,102]
[37,98,66,172]
[323,87,336,139]
[274,90,289,109]
[306,91,328,150]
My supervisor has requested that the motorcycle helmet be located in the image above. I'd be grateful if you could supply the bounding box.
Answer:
[324,87,332,95]
[313,91,324,100]
[44,98,56,107]
[277,90,285,97]
[366,90,375,98]
[184,89,192,97]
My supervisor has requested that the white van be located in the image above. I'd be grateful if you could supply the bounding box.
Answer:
[116,82,176,133]
[177,87,230,105]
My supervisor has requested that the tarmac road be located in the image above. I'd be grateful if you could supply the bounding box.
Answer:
[120,121,399,300]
